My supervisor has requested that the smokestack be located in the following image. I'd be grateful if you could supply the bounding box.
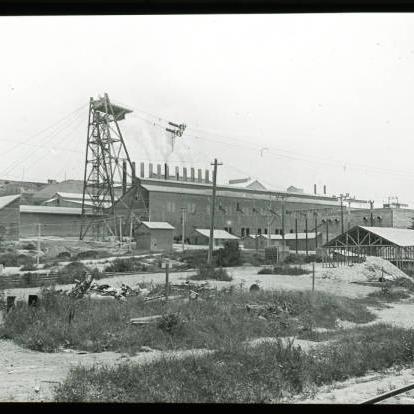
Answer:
[314,184,317,195]
[140,162,145,178]
[190,168,195,182]
[205,170,210,183]
[183,167,188,181]
[164,163,169,180]
[175,166,180,180]
[197,169,202,182]
[157,164,161,178]
[131,161,136,185]
[122,160,127,195]
[323,185,327,195]
[149,163,153,178]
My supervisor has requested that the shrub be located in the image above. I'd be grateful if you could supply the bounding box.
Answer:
[75,250,99,260]
[21,263,37,271]
[257,266,311,276]
[56,261,90,283]
[157,313,184,334]
[57,251,71,260]
[105,258,147,273]
[189,265,232,281]
[215,241,241,267]
[21,243,36,250]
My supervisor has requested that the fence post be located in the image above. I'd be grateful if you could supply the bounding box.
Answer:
[165,260,170,301]
[312,262,315,292]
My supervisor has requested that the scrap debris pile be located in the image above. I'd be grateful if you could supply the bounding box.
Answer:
[66,274,150,301]
[244,302,293,320]
[321,256,410,282]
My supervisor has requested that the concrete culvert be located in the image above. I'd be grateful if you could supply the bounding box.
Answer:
[249,284,260,292]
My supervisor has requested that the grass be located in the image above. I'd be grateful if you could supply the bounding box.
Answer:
[0,288,375,354]
[54,323,414,403]
[104,257,160,273]
[258,265,311,276]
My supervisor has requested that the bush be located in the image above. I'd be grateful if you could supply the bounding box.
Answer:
[258,266,311,276]
[215,241,241,267]
[21,243,36,250]
[21,263,37,271]
[105,258,148,273]
[56,261,91,283]
[75,250,99,260]
[57,251,71,260]
[189,265,232,281]
[283,254,322,265]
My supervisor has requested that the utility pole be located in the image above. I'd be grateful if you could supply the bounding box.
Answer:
[129,218,133,252]
[207,159,222,265]
[326,220,329,244]
[181,207,186,252]
[281,197,286,245]
[305,214,308,256]
[340,194,345,234]
[314,211,318,249]
[267,195,272,247]
[119,217,123,246]
[37,223,41,266]
[295,215,298,254]
[369,200,374,226]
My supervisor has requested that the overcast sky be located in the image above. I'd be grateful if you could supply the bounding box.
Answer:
[1,14,414,207]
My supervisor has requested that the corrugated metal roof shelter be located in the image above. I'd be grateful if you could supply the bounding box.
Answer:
[0,194,21,210]
[323,225,414,269]
[0,194,20,240]
[191,228,239,247]
[141,221,175,230]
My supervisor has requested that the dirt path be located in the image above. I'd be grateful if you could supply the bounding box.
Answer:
[0,339,212,402]
[292,366,414,404]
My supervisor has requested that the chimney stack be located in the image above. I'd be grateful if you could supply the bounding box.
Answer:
[323,185,327,195]
[157,164,162,178]
[190,168,195,182]
[149,163,154,178]
[314,184,317,195]
[140,162,145,178]
[131,161,136,184]
[122,160,127,194]
[164,163,169,180]
[183,167,188,181]
[197,169,202,182]
[175,166,180,180]
[205,170,210,183]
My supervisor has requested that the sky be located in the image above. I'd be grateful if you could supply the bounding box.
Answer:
[1,14,414,207]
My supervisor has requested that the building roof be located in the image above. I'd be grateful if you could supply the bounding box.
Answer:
[141,181,339,206]
[358,226,414,247]
[257,232,321,240]
[33,180,84,201]
[0,194,21,210]
[20,205,92,215]
[56,192,86,200]
[140,221,175,230]
[195,228,240,240]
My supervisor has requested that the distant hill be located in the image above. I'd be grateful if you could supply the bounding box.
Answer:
[32,179,84,203]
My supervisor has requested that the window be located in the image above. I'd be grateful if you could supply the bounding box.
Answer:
[241,228,245,237]
[167,201,176,213]
[246,228,250,236]
[264,228,268,235]
[258,228,262,235]
[290,229,294,233]
[187,202,196,214]
[275,229,280,234]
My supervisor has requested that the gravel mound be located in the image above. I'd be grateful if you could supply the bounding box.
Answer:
[321,256,409,282]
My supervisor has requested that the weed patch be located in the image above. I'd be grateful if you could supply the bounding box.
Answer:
[54,324,414,403]
[258,266,311,276]
[188,265,232,281]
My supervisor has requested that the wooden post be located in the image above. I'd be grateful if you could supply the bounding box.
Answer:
[208,158,222,265]
[165,260,170,301]
[312,262,315,292]
[129,218,133,252]
[36,223,41,266]
[295,216,298,255]
[119,217,123,245]
[181,207,186,252]
[305,215,308,256]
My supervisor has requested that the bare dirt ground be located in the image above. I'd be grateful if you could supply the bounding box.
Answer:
[2,264,414,403]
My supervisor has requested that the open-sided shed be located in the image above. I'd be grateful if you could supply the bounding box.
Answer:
[323,225,414,268]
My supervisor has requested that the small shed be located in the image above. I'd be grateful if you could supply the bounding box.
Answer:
[136,221,175,252]
[191,228,239,247]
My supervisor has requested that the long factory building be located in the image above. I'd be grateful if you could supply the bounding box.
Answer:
[0,162,412,247]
